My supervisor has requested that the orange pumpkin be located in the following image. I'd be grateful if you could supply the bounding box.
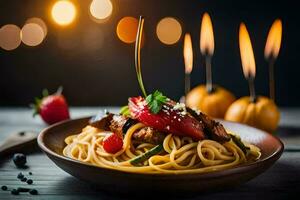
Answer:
[186,85,236,119]
[225,96,280,133]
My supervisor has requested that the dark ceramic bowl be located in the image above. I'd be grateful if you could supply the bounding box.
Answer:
[38,117,283,193]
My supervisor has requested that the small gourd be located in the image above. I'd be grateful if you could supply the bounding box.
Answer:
[225,96,280,132]
[186,85,236,119]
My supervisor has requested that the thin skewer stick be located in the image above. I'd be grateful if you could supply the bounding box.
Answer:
[135,16,147,97]
[205,55,213,93]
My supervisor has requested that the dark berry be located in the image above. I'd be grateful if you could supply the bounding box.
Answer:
[1,185,8,191]
[29,172,33,175]
[13,153,27,168]
[17,187,30,192]
[29,189,38,195]
[27,179,33,184]
[17,172,24,179]
[19,132,25,136]
[11,189,19,195]
[21,177,27,182]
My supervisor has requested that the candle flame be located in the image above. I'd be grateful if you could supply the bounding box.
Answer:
[183,33,193,74]
[264,19,282,60]
[200,12,214,56]
[239,23,256,78]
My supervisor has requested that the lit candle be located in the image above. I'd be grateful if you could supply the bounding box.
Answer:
[200,12,214,93]
[239,23,257,102]
[183,33,193,95]
[264,19,282,101]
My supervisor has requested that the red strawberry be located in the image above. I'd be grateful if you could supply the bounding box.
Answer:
[31,87,70,125]
[128,96,206,141]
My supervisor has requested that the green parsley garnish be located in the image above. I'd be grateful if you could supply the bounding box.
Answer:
[146,90,167,114]
[120,105,130,117]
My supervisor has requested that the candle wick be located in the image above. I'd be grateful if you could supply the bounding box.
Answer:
[268,56,276,102]
[185,73,191,96]
[205,55,213,93]
[248,76,256,103]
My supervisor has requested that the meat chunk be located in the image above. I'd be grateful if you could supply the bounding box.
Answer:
[109,115,139,136]
[132,127,165,144]
[89,111,113,130]
[109,115,128,137]
[109,114,164,144]
[186,107,231,142]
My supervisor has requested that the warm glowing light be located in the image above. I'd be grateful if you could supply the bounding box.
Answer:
[21,23,45,46]
[51,0,76,26]
[156,17,182,45]
[26,17,47,38]
[183,33,193,74]
[239,23,256,78]
[200,12,214,55]
[0,24,21,51]
[117,17,139,43]
[264,19,282,60]
[90,0,113,21]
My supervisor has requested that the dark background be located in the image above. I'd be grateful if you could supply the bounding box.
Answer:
[0,0,298,107]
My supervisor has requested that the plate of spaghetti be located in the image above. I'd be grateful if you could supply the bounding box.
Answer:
[37,16,283,193]
[38,107,283,193]
[62,102,262,174]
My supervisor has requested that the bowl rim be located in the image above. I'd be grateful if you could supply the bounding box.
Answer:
[37,116,284,178]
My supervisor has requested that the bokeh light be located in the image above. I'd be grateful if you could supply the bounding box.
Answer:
[21,23,45,46]
[90,0,113,21]
[116,17,139,44]
[156,17,182,45]
[0,24,21,51]
[51,0,76,26]
[26,17,48,38]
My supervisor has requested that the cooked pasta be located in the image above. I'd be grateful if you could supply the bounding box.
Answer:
[63,123,261,174]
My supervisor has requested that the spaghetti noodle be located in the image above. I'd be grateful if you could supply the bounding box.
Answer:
[63,123,261,174]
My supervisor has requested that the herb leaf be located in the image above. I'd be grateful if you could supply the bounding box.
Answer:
[146,90,167,114]
[230,134,250,154]
[120,105,131,117]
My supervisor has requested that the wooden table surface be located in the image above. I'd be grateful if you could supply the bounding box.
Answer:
[0,107,300,200]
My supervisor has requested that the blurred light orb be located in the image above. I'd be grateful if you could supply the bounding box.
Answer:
[26,17,48,38]
[116,16,138,43]
[0,24,21,51]
[156,17,182,45]
[90,0,113,20]
[51,0,76,26]
[21,23,45,46]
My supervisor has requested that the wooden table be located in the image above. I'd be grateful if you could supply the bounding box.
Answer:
[1,107,300,200]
